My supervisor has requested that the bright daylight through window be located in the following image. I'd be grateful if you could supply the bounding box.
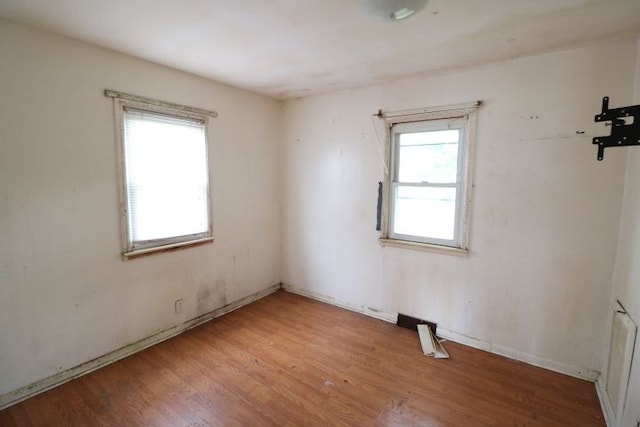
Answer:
[382,102,479,250]
[123,109,210,251]
[107,90,215,257]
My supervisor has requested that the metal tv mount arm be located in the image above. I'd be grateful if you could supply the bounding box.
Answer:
[593,96,640,161]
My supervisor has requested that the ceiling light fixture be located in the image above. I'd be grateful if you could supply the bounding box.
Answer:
[358,0,429,22]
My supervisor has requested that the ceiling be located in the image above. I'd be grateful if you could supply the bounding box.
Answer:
[0,0,639,100]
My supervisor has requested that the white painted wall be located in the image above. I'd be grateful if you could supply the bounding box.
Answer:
[608,38,640,427]
[0,19,282,397]
[282,40,637,377]
[1,13,638,412]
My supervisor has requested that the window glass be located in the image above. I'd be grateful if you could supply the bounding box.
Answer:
[397,130,460,184]
[393,186,457,240]
[385,109,476,249]
[121,108,210,251]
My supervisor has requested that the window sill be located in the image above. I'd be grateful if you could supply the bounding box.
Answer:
[379,238,468,256]
[123,237,214,259]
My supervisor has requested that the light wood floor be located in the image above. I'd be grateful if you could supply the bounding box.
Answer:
[1,291,605,426]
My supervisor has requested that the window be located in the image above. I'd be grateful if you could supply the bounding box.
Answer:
[107,90,216,257]
[380,102,479,251]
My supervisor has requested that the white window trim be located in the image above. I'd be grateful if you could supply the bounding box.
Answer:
[107,91,215,258]
[379,101,481,254]
[389,118,466,246]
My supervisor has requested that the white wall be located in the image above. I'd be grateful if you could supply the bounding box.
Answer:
[0,19,282,397]
[282,40,637,377]
[2,13,638,410]
[609,38,640,427]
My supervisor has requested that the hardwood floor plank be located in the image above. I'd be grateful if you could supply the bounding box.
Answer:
[0,291,605,426]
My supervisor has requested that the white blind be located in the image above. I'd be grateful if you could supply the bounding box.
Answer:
[123,108,209,246]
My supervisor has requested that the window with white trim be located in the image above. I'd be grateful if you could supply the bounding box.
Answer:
[381,102,479,250]
[109,91,214,257]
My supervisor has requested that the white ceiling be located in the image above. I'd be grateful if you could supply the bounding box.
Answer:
[1,0,639,100]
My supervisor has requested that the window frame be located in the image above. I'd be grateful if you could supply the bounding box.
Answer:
[379,101,480,253]
[110,94,215,258]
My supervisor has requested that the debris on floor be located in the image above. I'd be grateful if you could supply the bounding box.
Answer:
[417,324,449,359]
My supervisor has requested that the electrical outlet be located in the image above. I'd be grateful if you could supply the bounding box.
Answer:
[174,299,183,314]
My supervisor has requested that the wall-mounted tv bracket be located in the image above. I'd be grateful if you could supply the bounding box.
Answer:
[593,96,640,161]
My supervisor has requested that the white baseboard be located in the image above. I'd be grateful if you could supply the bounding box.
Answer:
[282,283,397,323]
[437,328,600,382]
[0,283,281,410]
[283,284,600,382]
[596,375,614,427]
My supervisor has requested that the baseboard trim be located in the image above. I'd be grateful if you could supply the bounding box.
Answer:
[0,283,281,410]
[282,283,397,323]
[596,375,614,427]
[282,284,600,382]
[432,328,600,382]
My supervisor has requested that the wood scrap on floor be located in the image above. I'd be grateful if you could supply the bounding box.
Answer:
[417,324,449,359]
